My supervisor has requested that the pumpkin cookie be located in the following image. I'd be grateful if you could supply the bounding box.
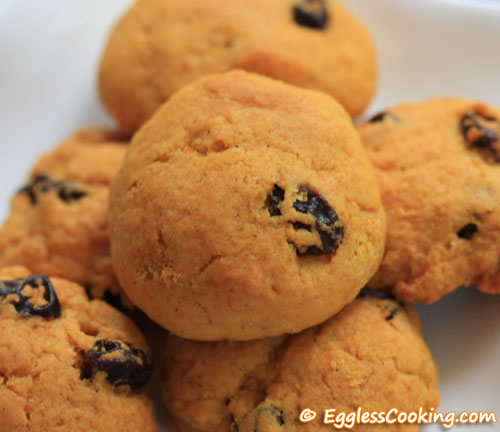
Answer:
[99,0,377,133]
[109,70,386,340]
[0,128,130,308]
[0,266,156,432]
[359,98,500,302]
[162,295,439,432]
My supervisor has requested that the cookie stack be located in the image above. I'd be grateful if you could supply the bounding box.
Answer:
[1,0,500,431]
[0,132,158,431]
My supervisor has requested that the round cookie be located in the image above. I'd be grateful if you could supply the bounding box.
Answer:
[0,266,156,432]
[358,98,500,303]
[0,128,130,308]
[109,70,386,341]
[99,0,377,133]
[162,295,440,432]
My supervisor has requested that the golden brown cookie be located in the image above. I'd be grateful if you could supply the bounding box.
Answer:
[0,129,130,308]
[0,266,156,432]
[99,0,377,133]
[109,70,386,341]
[359,98,500,302]
[162,295,439,432]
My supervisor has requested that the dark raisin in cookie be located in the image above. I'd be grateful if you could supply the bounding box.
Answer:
[81,339,153,390]
[0,274,60,318]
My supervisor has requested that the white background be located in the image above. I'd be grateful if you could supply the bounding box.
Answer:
[0,0,499,431]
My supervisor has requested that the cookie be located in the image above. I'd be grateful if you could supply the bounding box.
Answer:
[109,70,386,340]
[99,0,377,133]
[162,295,440,432]
[0,128,130,309]
[358,98,500,302]
[0,266,156,432]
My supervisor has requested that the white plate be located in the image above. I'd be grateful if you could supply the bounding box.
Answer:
[0,1,499,431]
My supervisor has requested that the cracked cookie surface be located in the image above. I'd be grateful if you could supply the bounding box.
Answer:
[0,266,156,432]
[0,128,132,309]
[109,70,386,340]
[162,295,439,432]
[99,0,376,133]
[359,98,500,302]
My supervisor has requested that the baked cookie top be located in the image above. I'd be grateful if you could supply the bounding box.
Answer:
[31,128,128,185]
[0,266,156,432]
[99,0,376,133]
[359,98,500,302]
[109,70,386,340]
[163,295,439,432]
[0,128,129,306]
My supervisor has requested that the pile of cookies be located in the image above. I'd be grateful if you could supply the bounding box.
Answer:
[1,0,499,431]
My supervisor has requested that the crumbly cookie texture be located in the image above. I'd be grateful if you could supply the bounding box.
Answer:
[0,128,131,308]
[31,128,128,185]
[109,70,386,341]
[0,266,156,432]
[99,0,377,133]
[359,98,500,302]
[163,295,439,432]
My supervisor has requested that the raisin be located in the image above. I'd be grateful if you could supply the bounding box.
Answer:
[292,222,311,231]
[18,173,87,204]
[265,184,285,217]
[460,112,500,163]
[291,186,344,256]
[18,174,50,204]
[265,184,344,257]
[368,111,401,123]
[0,275,61,318]
[80,340,153,390]
[57,186,87,202]
[457,222,478,240]
[385,307,399,321]
[292,0,329,30]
